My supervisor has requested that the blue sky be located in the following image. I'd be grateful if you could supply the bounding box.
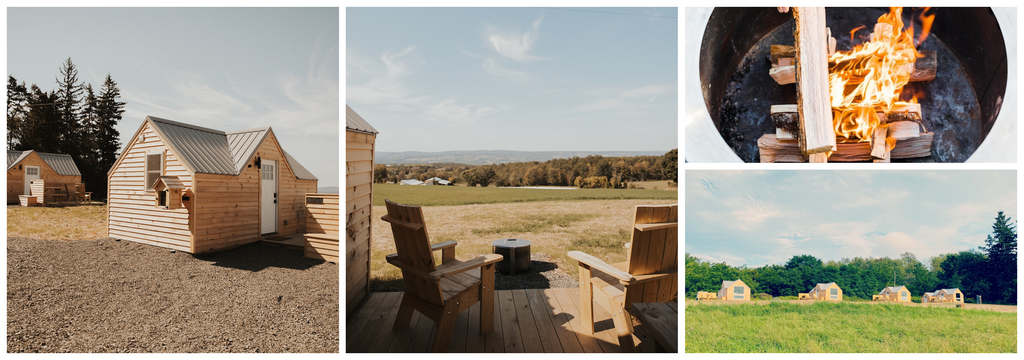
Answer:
[686,170,1017,268]
[7,8,340,188]
[346,7,677,152]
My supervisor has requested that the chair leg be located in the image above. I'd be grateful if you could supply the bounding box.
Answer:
[578,264,594,334]
[612,307,636,353]
[392,294,415,331]
[430,301,460,353]
[480,263,496,334]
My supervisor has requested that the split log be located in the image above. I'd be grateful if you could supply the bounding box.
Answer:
[888,121,921,140]
[877,103,922,122]
[770,48,937,84]
[770,105,800,138]
[769,65,796,84]
[757,133,934,162]
[793,7,836,156]
[870,124,889,159]
[873,137,895,163]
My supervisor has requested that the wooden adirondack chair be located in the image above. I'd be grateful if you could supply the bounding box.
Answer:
[381,199,503,353]
[567,204,678,352]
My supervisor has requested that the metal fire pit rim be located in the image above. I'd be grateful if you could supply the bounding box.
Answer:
[683,7,1017,163]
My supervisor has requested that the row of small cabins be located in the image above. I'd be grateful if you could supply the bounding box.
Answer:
[9,115,340,262]
[697,280,964,303]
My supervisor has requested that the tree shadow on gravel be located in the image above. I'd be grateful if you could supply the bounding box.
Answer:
[193,243,324,272]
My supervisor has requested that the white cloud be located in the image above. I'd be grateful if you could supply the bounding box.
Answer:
[486,17,543,62]
[482,58,528,81]
[574,82,676,115]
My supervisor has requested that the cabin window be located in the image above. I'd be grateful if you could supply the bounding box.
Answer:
[146,153,163,190]
[830,288,838,299]
[733,294,743,299]
[734,286,744,295]
[26,167,38,176]
[955,293,961,299]
[901,291,907,301]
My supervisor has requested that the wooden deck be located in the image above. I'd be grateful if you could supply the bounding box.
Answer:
[347,288,677,353]
[259,233,305,251]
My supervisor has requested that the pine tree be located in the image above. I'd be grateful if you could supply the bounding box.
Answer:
[92,74,125,200]
[80,84,100,172]
[7,75,30,148]
[979,211,1017,303]
[55,57,84,155]
[24,85,59,152]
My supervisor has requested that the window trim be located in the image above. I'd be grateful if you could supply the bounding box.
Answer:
[145,151,164,191]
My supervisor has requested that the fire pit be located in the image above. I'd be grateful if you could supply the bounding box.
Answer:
[685,7,1016,162]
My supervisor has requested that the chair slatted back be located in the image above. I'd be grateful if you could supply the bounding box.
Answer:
[624,204,678,305]
[384,199,444,305]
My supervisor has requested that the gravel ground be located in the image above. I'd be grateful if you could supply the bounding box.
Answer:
[7,236,339,353]
[493,252,579,290]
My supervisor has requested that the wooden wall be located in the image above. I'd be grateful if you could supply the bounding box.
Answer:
[7,152,81,204]
[304,193,340,263]
[346,130,374,315]
[193,131,317,253]
[107,122,193,252]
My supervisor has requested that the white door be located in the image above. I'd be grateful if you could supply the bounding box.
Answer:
[24,166,40,195]
[261,160,278,234]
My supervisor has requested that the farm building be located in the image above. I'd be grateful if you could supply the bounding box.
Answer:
[876,286,911,302]
[346,106,378,315]
[399,179,424,185]
[424,176,450,185]
[7,150,82,205]
[807,282,843,301]
[717,279,750,301]
[106,116,318,254]
[697,291,716,300]
[923,288,963,303]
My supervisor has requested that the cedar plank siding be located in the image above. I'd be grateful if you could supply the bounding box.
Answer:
[346,129,374,315]
[107,122,193,252]
[192,131,316,253]
[7,152,81,204]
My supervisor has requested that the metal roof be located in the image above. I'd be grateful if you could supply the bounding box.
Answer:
[142,116,316,180]
[879,286,907,295]
[226,128,270,174]
[283,150,317,181]
[346,105,378,135]
[940,288,960,294]
[7,150,82,176]
[815,282,838,290]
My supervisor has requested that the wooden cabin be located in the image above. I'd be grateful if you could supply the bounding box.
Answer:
[7,150,82,204]
[106,116,318,253]
[808,282,843,301]
[877,286,911,302]
[304,193,340,263]
[924,288,963,303]
[346,106,378,315]
[717,279,751,301]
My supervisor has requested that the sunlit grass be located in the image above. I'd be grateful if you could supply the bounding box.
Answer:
[7,205,107,240]
[373,183,677,207]
[685,301,1017,352]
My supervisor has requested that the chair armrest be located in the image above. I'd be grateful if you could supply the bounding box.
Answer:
[568,251,635,284]
[634,221,678,232]
[632,271,677,284]
[431,254,503,279]
[380,214,424,231]
[385,253,437,280]
[431,241,457,252]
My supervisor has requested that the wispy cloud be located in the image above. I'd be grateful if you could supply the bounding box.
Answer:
[486,17,543,62]
[482,58,528,81]
[574,82,676,115]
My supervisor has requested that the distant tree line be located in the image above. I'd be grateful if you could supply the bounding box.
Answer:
[686,212,1018,305]
[8,58,125,200]
[373,149,678,189]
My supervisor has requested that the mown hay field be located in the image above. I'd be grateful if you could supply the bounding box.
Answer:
[685,301,1017,353]
[373,183,677,206]
[368,184,677,290]
[7,205,107,240]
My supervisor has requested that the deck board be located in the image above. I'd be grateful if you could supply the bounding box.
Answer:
[347,289,674,353]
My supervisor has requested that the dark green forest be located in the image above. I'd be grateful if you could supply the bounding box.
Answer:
[373,149,677,189]
[8,58,125,200]
[686,212,1018,305]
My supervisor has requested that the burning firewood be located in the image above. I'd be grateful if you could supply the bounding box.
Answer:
[770,48,937,85]
[870,124,889,161]
[793,7,836,160]
[757,133,933,162]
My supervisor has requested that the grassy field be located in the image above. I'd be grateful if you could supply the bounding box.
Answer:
[373,183,677,207]
[686,301,1017,352]
[7,205,107,240]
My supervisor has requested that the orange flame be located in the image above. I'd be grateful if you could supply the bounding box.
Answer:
[849,25,866,42]
[917,7,935,45]
[828,7,923,142]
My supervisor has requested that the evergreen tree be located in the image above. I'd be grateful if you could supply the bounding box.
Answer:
[54,57,84,155]
[979,211,1017,303]
[23,85,59,152]
[7,75,30,148]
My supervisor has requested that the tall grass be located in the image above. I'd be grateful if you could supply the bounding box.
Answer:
[686,301,1017,352]
[373,183,677,207]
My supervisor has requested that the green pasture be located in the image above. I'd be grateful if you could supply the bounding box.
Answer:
[372,183,677,206]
